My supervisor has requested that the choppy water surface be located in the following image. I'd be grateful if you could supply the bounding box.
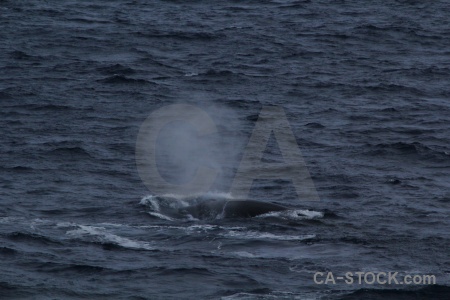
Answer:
[1,0,449,299]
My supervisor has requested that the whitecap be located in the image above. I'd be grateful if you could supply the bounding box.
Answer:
[66,225,154,250]
[220,230,316,241]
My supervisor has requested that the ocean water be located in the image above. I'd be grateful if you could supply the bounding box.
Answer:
[1,0,450,299]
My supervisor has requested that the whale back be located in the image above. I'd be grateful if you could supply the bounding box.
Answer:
[223,200,287,218]
[182,199,288,219]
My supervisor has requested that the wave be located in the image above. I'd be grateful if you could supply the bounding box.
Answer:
[7,231,62,245]
[255,209,324,220]
[362,83,425,96]
[48,146,92,158]
[221,290,305,300]
[0,90,13,100]
[36,262,108,274]
[96,63,136,75]
[364,142,450,161]
[1,165,34,172]
[3,103,75,111]
[96,75,154,84]
[220,230,316,241]
[0,282,22,297]
[65,225,155,251]
[203,69,236,77]
[9,50,42,61]
[136,30,224,41]
[186,69,268,79]
[0,247,17,256]
[64,16,111,25]
[341,285,450,300]
[0,215,320,256]
[51,225,301,256]
[305,122,325,128]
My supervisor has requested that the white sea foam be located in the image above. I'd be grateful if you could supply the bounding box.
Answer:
[221,230,316,241]
[66,225,154,250]
[0,217,22,224]
[56,221,78,228]
[147,212,175,221]
[256,209,324,220]
[231,251,256,258]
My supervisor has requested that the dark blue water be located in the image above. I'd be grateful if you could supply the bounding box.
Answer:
[1,0,449,299]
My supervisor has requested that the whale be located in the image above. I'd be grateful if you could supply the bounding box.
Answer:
[181,199,289,219]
